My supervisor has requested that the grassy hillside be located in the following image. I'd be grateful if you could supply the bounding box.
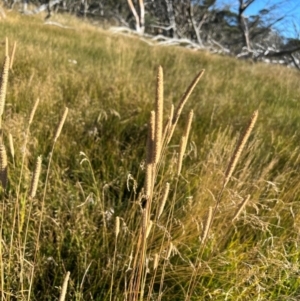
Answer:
[1,11,300,300]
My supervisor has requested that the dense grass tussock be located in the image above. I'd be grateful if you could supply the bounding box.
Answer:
[0,11,300,301]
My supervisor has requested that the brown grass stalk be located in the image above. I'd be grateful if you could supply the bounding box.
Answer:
[232,194,250,222]
[10,41,16,70]
[202,206,212,243]
[167,69,204,143]
[54,107,69,142]
[146,220,153,238]
[0,142,7,189]
[28,98,40,125]
[154,66,164,164]
[144,111,155,198]
[177,110,194,176]
[29,156,42,198]
[0,56,10,126]
[223,110,258,188]
[162,104,174,144]
[177,136,186,176]
[8,133,14,165]
[5,38,8,57]
[157,182,170,220]
[153,253,159,270]
[115,216,120,238]
[58,271,70,301]
[184,110,194,142]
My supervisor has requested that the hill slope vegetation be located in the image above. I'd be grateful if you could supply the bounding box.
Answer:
[0,12,300,301]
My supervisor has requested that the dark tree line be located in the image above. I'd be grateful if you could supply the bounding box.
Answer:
[2,0,300,68]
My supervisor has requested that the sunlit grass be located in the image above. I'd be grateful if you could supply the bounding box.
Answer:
[0,10,300,301]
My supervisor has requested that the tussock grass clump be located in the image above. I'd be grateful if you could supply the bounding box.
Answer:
[1,12,300,301]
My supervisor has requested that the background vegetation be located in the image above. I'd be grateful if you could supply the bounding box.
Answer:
[1,10,300,300]
[3,0,300,67]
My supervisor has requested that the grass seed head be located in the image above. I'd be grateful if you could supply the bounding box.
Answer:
[0,142,7,189]
[58,271,70,301]
[224,110,258,188]
[157,182,170,220]
[154,65,164,164]
[0,56,10,121]
[29,156,42,198]
[54,107,69,142]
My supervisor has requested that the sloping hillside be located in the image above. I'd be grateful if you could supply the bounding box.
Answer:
[1,11,300,301]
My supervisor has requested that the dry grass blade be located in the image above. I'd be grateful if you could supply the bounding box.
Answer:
[29,98,40,125]
[154,66,164,163]
[10,41,16,70]
[0,142,7,189]
[58,271,70,301]
[162,104,174,144]
[223,110,258,188]
[202,206,212,243]
[146,220,153,238]
[8,133,14,164]
[153,253,159,270]
[5,37,8,57]
[29,156,42,198]
[115,216,120,238]
[184,110,194,141]
[0,56,10,124]
[177,110,194,176]
[177,136,186,176]
[54,107,69,142]
[166,242,174,260]
[146,111,155,165]
[167,70,204,143]
[157,182,170,220]
[232,195,250,222]
[173,70,204,124]
[144,111,155,198]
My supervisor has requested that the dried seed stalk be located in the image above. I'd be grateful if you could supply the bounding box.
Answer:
[202,206,212,243]
[29,98,40,125]
[168,70,204,143]
[177,136,186,176]
[10,41,16,69]
[162,104,174,144]
[29,156,42,198]
[0,142,7,189]
[153,253,159,270]
[144,163,154,199]
[146,111,155,164]
[177,110,194,176]
[154,66,163,163]
[223,110,258,188]
[54,107,68,142]
[183,110,194,143]
[144,112,155,198]
[0,56,10,122]
[5,37,8,57]
[232,195,250,222]
[8,133,14,162]
[166,242,173,259]
[58,271,70,301]
[115,216,120,238]
[146,220,153,238]
[157,182,170,220]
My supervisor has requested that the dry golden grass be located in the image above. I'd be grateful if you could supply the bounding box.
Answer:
[29,155,42,198]
[0,55,9,127]
[224,110,258,188]
[0,12,300,301]
[0,141,7,189]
